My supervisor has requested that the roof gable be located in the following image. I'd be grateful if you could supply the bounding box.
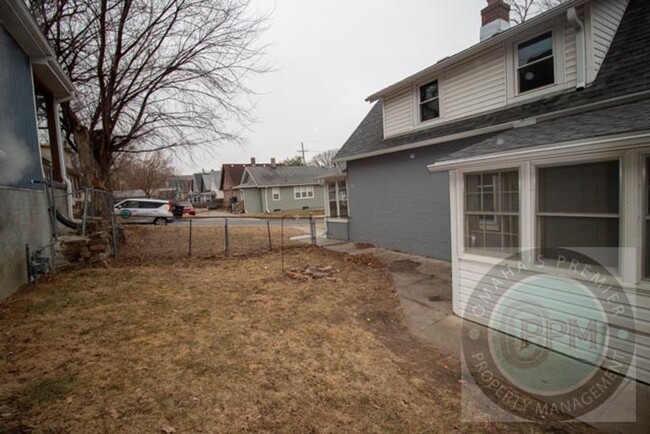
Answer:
[335,0,649,162]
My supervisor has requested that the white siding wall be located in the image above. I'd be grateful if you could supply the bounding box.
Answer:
[455,257,650,384]
[444,46,506,122]
[382,87,413,137]
[565,15,578,87]
[591,0,628,78]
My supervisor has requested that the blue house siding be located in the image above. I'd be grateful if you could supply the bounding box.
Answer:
[0,24,51,300]
[347,142,476,261]
[0,25,43,189]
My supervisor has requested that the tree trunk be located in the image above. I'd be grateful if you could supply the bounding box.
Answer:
[63,103,111,190]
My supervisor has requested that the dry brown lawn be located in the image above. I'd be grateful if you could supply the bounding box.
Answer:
[0,227,591,433]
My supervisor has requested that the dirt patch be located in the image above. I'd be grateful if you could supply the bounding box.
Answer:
[0,228,593,433]
[345,253,385,269]
[354,242,375,249]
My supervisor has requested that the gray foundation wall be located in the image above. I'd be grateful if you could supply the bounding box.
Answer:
[0,188,51,300]
[326,219,349,241]
[347,144,467,261]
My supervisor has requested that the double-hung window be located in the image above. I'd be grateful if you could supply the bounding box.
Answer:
[328,182,348,218]
[419,80,440,122]
[272,187,280,201]
[517,31,555,94]
[465,170,519,255]
[294,186,314,200]
[537,161,620,269]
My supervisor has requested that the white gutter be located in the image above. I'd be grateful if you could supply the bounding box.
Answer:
[567,7,587,89]
[426,131,650,172]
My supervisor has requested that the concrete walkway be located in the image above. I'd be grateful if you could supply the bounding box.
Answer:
[316,238,649,434]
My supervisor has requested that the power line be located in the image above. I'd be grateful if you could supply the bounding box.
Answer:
[296,141,311,165]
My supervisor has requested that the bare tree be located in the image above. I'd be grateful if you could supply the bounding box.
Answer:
[310,149,338,168]
[29,0,267,189]
[506,0,567,24]
[112,152,174,197]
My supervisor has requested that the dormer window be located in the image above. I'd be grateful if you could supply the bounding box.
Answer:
[419,80,440,122]
[517,31,554,94]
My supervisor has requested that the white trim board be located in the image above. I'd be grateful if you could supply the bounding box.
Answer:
[428,131,650,172]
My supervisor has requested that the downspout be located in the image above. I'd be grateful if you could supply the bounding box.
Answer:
[52,98,76,219]
[264,187,270,213]
[567,7,586,89]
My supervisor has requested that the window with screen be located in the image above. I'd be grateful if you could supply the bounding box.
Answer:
[537,161,620,269]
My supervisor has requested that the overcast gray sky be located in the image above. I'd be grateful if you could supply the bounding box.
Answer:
[176,0,486,173]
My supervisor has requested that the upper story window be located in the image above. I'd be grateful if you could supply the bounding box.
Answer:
[517,31,554,94]
[419,80,440,122]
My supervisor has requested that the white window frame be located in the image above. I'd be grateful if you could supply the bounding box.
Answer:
[505,19,567,104]
[516,30,555,95]
[327,181,348,219]
[413,76,444,127]
[271,187,280,201]
[533,156,623,273]
[461,166,522,258]
[294,185,314,200]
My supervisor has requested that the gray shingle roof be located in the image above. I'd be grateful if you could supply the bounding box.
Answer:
[238,166,336,188]
[438,97,650,163]
[335,0,650,162]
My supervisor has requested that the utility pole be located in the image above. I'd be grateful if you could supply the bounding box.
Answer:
[297,142,310,165]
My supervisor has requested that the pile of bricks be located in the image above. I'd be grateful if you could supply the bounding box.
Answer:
[285,265,338,281]
[57,231,112,266]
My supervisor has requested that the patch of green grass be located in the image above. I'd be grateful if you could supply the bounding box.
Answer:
[20,375,75,406]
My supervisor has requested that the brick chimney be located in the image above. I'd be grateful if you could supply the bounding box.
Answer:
[270,157,276,168]
[481,0,510,41]
[250,157,256,165]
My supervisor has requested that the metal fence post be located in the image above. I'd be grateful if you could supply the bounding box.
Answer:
[109,195,118,256]
[224,218,230,257]
[281,217,285,272]
[309,213,316,246]
[82,188,89,236]
[267,220,272,251]
[189,219,193,257]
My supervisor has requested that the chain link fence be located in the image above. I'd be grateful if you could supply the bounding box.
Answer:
[116,216,323,263]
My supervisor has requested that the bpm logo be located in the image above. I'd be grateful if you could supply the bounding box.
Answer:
[461,248,635,422]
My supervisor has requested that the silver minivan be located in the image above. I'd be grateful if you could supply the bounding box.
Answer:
[114,198,174,225]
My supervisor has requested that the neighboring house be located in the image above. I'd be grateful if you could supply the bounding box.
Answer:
[335,0,650,383]
[235,165,333,213]
[158,175,194,201]
[220,158,283,210]
[0,0,75,299]
[189,170,223,204]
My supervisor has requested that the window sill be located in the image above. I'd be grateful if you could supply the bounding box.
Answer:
[326,217,349,223]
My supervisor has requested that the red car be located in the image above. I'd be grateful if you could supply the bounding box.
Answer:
[172,202,196,217]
